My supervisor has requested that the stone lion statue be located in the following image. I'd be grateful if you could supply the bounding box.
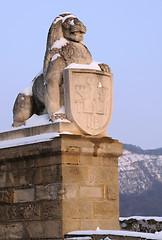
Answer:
[12,13,110,127]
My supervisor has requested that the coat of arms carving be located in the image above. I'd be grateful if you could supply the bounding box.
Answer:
[64,68,113,135]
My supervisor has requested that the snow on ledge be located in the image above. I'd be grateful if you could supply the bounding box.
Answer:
[0,132,72,149]
[65,238,92,240]
[1,108,70,133]
[65,61,101,71]
[25,114,51,127]
[67,229,162,240]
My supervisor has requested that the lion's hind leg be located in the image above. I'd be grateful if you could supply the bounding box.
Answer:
[12,93,33,127]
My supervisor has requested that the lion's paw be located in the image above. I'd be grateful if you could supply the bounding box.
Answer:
[98,63,111,73]
[49,114,56,122]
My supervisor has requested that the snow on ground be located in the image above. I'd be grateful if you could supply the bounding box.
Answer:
[66,61,101,71]
[67,229,162,240]
[120,216,162,221]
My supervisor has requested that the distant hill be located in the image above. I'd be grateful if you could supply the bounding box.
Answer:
[123,143,162,156]
[119,144,162,217]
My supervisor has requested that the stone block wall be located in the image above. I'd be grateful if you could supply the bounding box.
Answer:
[0,134,122,239]
[120,218,162,233]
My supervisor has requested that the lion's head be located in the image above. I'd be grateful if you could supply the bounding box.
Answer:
[62,15,86,42]
[46,13,87,52]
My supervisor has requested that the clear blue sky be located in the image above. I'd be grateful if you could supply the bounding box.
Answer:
[0,0,162,149]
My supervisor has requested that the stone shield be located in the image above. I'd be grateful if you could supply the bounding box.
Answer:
[63,68,113,135]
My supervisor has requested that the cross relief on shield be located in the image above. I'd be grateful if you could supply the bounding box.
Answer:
[75,77,106,115]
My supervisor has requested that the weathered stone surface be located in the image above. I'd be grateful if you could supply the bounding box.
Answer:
[79,186,103,199]
[62,165,89,182]
[80,217,120,231]
[0,172,6,187]
[6,168,34,187]
[6,203,41,220]
[102,156,118,166]
[35,155,61,167]
[62,154,79,164]
[0,223,23,239]
[63,200,92,219]
[63,219,80,236]
[36,182,77,201]
[0,189,13,203]
[34,164,61,184]
[78,155,102,166]
[26,220,62,238]
[14,188,35,203]
[93,201,119,218]
[62,183,77,199]
[106,184,118,200]
[0,134,122,238]
[42,200,61,219]
[36,183,62,201]
[89,166,112,183]
[0,206,6,221]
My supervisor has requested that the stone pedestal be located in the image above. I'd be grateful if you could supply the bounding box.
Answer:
[0,130,122,239]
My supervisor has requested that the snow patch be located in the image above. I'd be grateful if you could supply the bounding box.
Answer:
[66,61,101,71]
[21,82,33,96]
[98,82,102,88]
[53,13,76,25]
[51,37,69,49]
[54,118,70,123]
[62,14,76,23]
[51,53,61,62]
[70,19,74,26]
[54,106,65,114]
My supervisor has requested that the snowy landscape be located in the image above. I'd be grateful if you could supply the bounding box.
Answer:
[119,144,162,217]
